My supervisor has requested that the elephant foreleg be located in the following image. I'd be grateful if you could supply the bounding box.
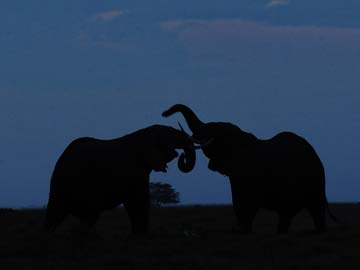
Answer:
[230,178,258,233]
[231,199,258,233]
[44,203,68,231]
[277,209,300,234]
[277,214,293,234]
[124,201,149,234]
[308,205,326,232]
[78,212,100,229]
[234,206,258,233]
[123,183,150,234]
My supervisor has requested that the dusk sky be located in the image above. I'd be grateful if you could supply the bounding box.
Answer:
[1,0,359,207]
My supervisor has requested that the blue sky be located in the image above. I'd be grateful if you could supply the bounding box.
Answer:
[1,1,359,207]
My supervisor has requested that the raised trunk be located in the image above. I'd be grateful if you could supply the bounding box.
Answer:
[177,147,196,173]
[162,105,201,172]
[162,104,204,133]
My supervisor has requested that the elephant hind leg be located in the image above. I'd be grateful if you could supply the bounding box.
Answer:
[79,212,100,229]
[308,205,326,232]
[277,213,296,234]
[44,206,67,232]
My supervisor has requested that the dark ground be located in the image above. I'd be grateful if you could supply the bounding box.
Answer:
[0,204,359,269]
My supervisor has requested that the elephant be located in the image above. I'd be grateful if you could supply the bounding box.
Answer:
[44,124,196,234]
[162,104,336,233]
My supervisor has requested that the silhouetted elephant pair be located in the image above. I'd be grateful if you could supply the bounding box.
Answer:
[46,104,335,234]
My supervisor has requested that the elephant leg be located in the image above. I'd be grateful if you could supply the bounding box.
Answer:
[79,212,100,229]
[230,179,258,233]
[308,205,326,232]
[123,179,150,234]
[44,205,68,231]
[233,203,258,233]
[124,202,149,234]
[277,212,296,234]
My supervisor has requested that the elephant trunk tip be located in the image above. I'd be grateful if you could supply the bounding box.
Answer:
[161,108,176,117]
[177,147,196,173]
[177,153,195,173]
[162,104,191,117]
[161,110,171,117]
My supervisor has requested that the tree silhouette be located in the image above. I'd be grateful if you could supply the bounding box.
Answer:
[150,182,180,206]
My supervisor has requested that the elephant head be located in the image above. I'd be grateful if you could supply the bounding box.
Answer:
[162,104,256,176]
[144,125,196,173]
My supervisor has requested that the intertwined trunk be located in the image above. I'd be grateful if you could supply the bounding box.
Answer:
[177,147,196,173]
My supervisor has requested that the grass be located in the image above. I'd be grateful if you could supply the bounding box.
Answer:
[0,204,359,269]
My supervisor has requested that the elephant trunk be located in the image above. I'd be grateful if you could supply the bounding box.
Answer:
[177,146,196,173]
[174,127,196,173]
[162,104,204,133]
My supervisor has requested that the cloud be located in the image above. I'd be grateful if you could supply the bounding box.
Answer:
[93,10,128,22]
[161,19,360,50]
[267,0,290,7]
[76,9,135,49]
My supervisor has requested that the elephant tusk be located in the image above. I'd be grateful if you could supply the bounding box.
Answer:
[192,137,214,149]
[189,136,202,144]
[178,121,193,139]
[178,122,188,134]
[178,121,213,148]
[199,138,214,148]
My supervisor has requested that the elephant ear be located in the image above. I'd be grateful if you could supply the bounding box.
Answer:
[144,147,168,172]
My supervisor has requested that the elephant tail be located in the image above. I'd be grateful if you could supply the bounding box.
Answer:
[162,104,204,132]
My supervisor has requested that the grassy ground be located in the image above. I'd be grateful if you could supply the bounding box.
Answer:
[0,204,359,269]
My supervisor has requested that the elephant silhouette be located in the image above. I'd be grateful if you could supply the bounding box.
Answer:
[163,104,337,233]
[45,124,196,234]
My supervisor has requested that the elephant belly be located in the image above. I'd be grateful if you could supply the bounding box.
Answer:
[259,178,322,213]
[234,171,321,213]
[59,173,128,215]
[259,193,305,212]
